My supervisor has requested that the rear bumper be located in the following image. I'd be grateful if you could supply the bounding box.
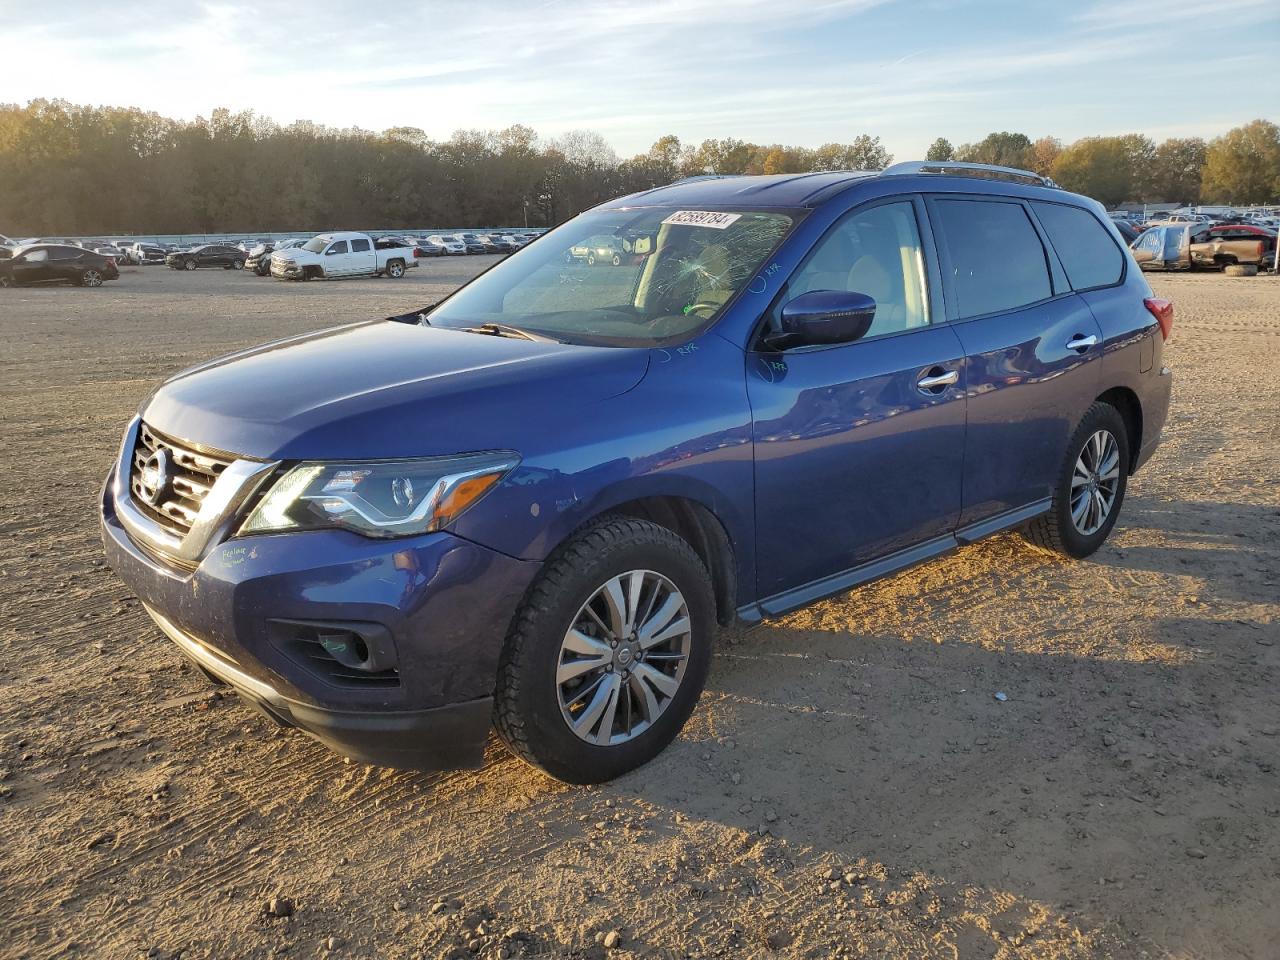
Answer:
[100,473,539,770]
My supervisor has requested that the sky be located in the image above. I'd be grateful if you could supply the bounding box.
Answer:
[1,0,1276,159]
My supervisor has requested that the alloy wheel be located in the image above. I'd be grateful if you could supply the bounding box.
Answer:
[1070,429,1120,535]
[556,569,691,746]
[82,270,102,287]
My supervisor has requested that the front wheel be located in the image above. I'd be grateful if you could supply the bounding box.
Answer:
[1023,402,1129,558]
[183,259,197,271]
[231,259,244,270]
[494,517,715,784]
[611,253,622,266]
[0,275,13,288]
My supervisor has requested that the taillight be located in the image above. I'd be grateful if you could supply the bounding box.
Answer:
[1144,297,1173,341]
[414,247,424,258]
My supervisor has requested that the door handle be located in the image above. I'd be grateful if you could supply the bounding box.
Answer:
[917,368,959,392]
[1066,333,1098,352]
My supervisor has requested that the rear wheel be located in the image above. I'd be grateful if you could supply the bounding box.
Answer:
[611,253,622,266]
[386,260,405,278]
[1023,402,1129,558]
[494,517,715,783]
[0,275,13,288]
[231,258,244,270]
[80,269,103,287]
[587,254,596,266]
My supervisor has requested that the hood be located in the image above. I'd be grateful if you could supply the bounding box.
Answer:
[141,320,650,460]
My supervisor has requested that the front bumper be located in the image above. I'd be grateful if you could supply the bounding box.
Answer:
[100,467,539,770]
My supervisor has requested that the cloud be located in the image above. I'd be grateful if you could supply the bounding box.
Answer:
[0,0,1273,158]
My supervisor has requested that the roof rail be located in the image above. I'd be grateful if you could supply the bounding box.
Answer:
[669,174,746,185]
[881,160,1059,189]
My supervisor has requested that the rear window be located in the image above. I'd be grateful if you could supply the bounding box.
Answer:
[1033,202,1124,290]
[932,199,1052,319]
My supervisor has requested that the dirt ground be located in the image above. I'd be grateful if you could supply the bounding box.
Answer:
[0,262,1277,960]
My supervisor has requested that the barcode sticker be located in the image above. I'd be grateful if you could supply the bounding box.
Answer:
[661,211,742,229]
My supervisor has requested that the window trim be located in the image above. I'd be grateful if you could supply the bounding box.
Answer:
[1026,198,1128,294]
[925,194,1062,324]
[750,194,940,353]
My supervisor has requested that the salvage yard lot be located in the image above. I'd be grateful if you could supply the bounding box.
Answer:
[1,264,1277,960]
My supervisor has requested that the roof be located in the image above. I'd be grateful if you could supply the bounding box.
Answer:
[606,161,1066,211]
[609,171,879,209]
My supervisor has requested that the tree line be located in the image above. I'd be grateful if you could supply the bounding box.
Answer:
[0,100,1276,236]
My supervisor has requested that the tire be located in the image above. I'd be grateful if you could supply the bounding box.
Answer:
[231,259,244,271]
[0,275,13,288]
[611,254,622,266]
[587,254,596,266]
[183,259,197,271]
[494,517,715,784]
[80,269,103,287]
[1023,402,1130,559]
[1224,264,1257,277]
[386,260,405,278]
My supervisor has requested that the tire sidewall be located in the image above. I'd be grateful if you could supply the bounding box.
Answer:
[1053,404,1130,557]
[511,530,714,783]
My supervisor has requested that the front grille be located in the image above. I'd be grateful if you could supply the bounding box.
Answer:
[130,422,233,538]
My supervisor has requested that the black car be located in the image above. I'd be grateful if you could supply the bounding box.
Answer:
[1113,220,1140,244]
[0,244,120,287]
[166,244,246,271]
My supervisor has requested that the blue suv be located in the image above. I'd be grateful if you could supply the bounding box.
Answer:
[100,162,1173,783]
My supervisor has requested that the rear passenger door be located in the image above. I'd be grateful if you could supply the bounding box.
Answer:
[927,195,1103,528]
[349,237,375,273]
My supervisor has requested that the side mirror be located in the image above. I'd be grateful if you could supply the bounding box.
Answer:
[622,234,653,255]
[768,290,877,349]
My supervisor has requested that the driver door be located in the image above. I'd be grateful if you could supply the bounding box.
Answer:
[324,240,351,275]
[746,196,967,606]
[11,248,52,284]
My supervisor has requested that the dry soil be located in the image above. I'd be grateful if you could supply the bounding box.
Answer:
[0,263,1277,960]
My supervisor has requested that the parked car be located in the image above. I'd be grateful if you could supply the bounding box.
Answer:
[427,235,467,255]
[1132,223,1275,271]
[100,162,1172,783]
[166,244,247,271]
[246,239,303,276]
[405,237,445,257]
[457,233,491,254]
[567,234,625,266]
[1191,224,1276,268]
[1,243,120,287]
[269,232,418,280]
[127,242,168,265]
[1112,220,1141,245]
[484,234,518,252]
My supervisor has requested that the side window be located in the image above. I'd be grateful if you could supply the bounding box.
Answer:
[24,249,51,263]
[326,241,349,255]
[48,247,77,260]
[350,238,371,253]
[932,199,1052,319]
[1032,202,1124,290]
[779,200,929,338]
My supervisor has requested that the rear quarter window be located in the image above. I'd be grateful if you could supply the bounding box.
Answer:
[1032,202,1124,290]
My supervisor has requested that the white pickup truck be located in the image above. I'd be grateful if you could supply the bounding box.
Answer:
[269,232,419,281]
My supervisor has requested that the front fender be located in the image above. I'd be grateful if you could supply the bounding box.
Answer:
[450,333,758,602]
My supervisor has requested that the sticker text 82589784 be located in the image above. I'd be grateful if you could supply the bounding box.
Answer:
[660,211,743,230]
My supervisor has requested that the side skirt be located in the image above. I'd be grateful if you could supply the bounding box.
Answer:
[736,498,1051,623]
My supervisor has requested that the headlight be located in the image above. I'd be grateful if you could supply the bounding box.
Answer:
[239,452,519,538]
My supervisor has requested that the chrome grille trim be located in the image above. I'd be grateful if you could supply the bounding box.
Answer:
[113,417,281,567]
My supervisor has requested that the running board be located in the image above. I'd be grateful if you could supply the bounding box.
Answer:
[737,498,1051,622]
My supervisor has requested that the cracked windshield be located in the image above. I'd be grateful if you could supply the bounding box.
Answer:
[426,208,794,345]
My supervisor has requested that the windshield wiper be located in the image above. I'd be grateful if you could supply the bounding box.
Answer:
[460,322,557,342]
